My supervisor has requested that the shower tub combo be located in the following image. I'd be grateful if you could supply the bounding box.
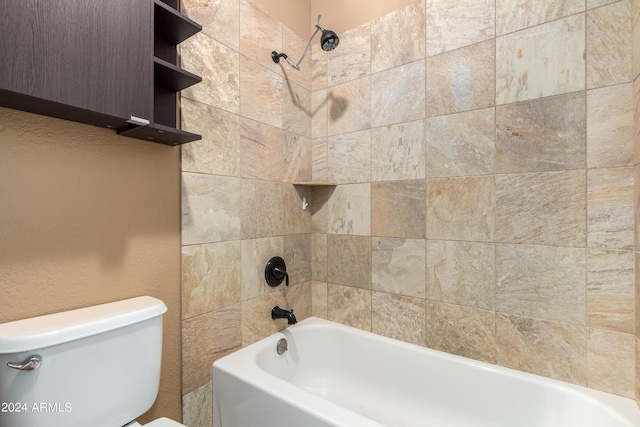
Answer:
[213,317,640,427]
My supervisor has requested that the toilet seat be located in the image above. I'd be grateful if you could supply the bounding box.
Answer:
[127,418,186,427]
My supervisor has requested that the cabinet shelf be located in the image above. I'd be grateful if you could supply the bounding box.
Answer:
[118,122,201,146]
[154,57,201,92]
[154,0,201,45]
[0,0,202,146]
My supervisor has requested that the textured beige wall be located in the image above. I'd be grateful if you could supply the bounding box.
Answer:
[0,107,182,423]
[250,0,416,37]
[254,0,311,37]
[310,0,416,33]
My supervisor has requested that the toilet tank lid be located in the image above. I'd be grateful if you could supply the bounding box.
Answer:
[0,296,167,354]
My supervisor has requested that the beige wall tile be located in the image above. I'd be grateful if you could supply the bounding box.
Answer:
[328,183,371,235]
[327,77,371,136]
[282,25,312,90]
[634,0,640,79]
[285,282,313,322]
[496,244,587,325]
[496,15,585,105]
[635,79,640,164]
[426,176,495,242]
[587,1,632,89]
[588,249,635,334]
[587,83,634,168]
[327,23,371,87]
[240,179,284,239]
[495,171,586,246]
[240,118,283,181]
[372,180,426,238]
[311,89,328,139]
[181,33,240,114]
[496,92,586,173]
[371,2,425,73]
[636,337,640,405]
[239,0,282,73]
[327,283,372,330]
[328,130,371,183]
[371,120,426,181]
[587,167,634,250]
[283,81,312,138]
[312,281,328,319]
[327,234,372,289]
[373,292,426,345]
[181,99,240,177]
[312,234,328,282]
[182,173,241,245]
[241,237,284,301]
[589,0,622,8]
[427,302,496,363]
[182,0,239,51]
[496,314,587,385]
[425,108,495,178]
[182,241,241,320]
[284,234,312,286]
[283,184,312,234]
[311,137,328,181]
[426,0,495,56]
[311,186,332,234]
[284,132,312,183]
[371,60,425,127]
[182,304,242,394]
[636,253,640,337]
[182,381,212,427]
[241,284,311,346]
[636,166,640,252]
[427,40,495,117]
[312,43,328,91]
[240,56,283,128]
[588,329,635,397]
[427,240,495,310]
[372,238,426,298]
[496,0,583,36]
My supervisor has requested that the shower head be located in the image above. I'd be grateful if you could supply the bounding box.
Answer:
[320,28,339,51]
[271,15,339,71]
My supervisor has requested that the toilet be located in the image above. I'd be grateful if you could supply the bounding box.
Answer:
[0,296,185,427]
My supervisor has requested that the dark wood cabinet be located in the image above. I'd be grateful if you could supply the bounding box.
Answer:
[0,0,201,146]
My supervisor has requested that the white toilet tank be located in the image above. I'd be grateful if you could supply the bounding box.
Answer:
[0,296,167,427]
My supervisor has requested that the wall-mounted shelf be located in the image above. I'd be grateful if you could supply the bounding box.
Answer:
[154,0,201,45]
[0,0,203,146]
[154,57,202,93]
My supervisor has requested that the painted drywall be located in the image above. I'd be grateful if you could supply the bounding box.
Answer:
[311,0,417,33]
[0,107,182,423]
[252,0,415,38]
[254,0,312,37]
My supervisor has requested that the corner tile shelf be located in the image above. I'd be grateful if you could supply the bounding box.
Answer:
[292,182,338,187]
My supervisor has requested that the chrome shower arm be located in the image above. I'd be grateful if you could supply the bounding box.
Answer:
[290,15,324,70]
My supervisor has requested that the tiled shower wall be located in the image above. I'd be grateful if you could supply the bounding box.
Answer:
[179,0,315,425]
[310,0,638,402]
[178,0,640,425]
[634,0,640,407]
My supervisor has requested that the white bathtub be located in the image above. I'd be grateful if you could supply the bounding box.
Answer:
[212,317,640,427]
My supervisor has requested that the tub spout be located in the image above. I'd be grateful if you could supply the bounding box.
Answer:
[271,306,297,324]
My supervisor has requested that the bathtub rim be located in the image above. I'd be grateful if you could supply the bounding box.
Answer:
[212,316,640,427]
